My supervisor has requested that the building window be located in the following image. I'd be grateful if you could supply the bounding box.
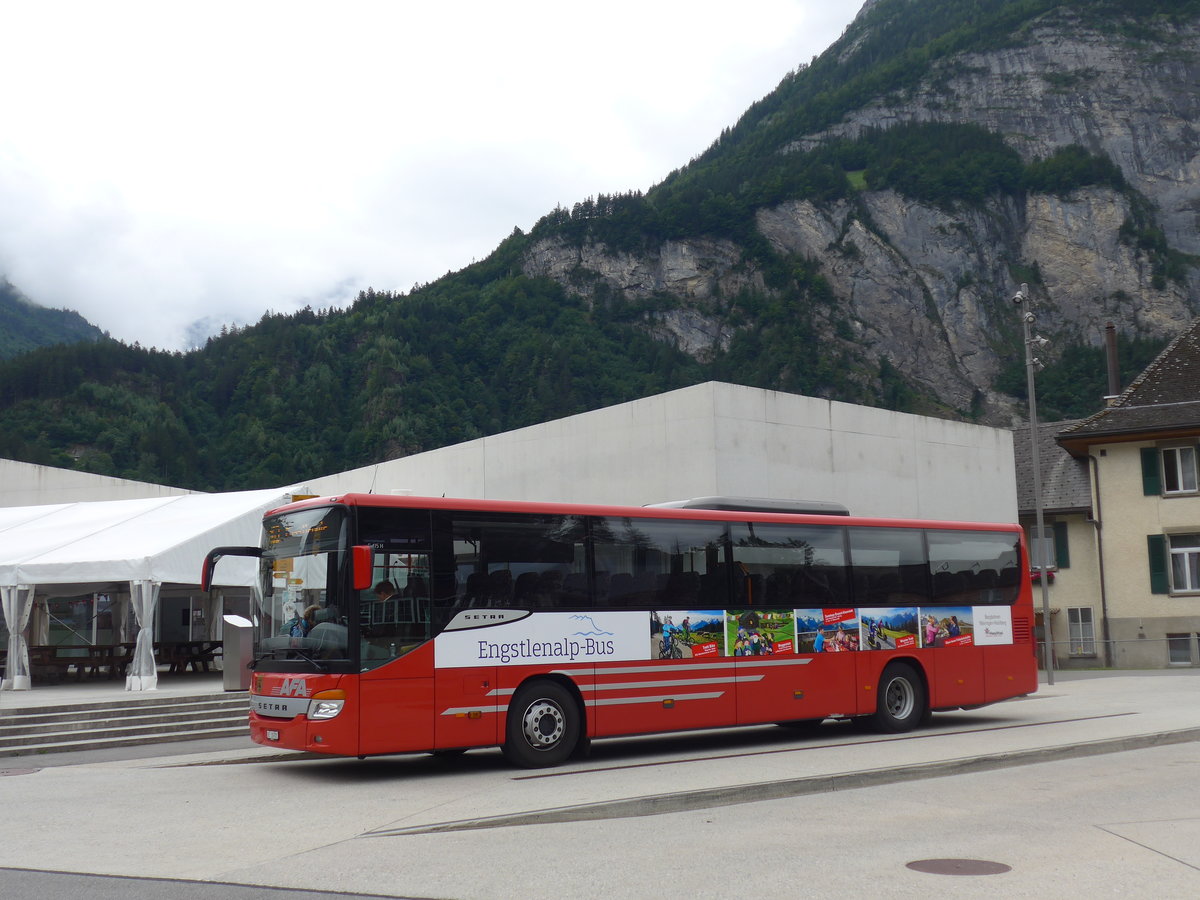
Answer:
[1028,526,1054,571]
[1162,446,1198,494]
[1142,445,1200,496]
[1067,607,1095,656]
[1167,634,1194,666]
[1028,522,1069,571]
[1169,534,1200,593]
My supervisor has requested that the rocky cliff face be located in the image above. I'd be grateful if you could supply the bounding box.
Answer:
[522,237,753,361]
[804,9,1200,255]
[520,6,1200,423]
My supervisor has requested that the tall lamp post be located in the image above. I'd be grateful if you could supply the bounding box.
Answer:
[1014,283,1054,685]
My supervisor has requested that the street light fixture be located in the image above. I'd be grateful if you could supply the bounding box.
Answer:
[1014,283,1055,685]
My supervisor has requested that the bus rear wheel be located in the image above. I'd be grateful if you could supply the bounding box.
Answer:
[872,662,926,733]
[503,679,580,768]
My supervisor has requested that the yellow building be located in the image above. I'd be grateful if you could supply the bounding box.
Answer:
[1041,319,1200,668]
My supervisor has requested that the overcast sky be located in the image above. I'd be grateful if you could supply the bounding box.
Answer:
[0,1,859,350]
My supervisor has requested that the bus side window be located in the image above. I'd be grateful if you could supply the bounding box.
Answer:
[593,516,727,609]
[926,530,1022,606]
[444,513,589,609]
[729,522,849,609]
[848,527,928,607]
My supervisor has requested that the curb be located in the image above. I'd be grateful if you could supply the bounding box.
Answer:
[363,726,1200,837]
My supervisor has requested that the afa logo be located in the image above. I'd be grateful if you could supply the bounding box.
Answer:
[270,677,311,698]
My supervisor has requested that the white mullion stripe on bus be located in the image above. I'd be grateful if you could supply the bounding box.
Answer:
[585,692,726,707]
[727,658,814,668]
[548,657,812,678]
[484,676,752,698]
[549,664,733,677]
[586,676,753,692]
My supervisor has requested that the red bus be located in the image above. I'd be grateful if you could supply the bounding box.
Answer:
[202,494,1038,767]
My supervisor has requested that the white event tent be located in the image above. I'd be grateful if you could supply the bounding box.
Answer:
[0,488,290,692]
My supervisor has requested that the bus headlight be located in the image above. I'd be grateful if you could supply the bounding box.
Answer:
[308,690,346,720]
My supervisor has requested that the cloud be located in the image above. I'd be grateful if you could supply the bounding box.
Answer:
[0,1,856,349]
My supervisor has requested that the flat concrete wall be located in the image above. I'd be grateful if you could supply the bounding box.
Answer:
[307,382,1018,523]
[708,385,1016,521]
[0,459,194,508]
[1,382,1018,522]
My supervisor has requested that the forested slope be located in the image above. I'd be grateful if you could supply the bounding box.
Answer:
[0,0,1194,490]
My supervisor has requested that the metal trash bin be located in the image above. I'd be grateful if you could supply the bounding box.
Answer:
[222,614,253,691]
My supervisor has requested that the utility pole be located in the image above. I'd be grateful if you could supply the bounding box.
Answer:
[1014,283,1054,685]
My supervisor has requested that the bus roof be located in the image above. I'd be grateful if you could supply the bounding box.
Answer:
[265,493,1020,533]
[647,496,849,516]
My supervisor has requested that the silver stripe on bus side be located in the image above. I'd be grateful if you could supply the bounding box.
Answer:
[585,692,726,707]
[438,689,731,717]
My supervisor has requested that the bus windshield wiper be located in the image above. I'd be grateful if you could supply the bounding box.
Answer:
[250,647,329,671]
[288,647,329,671]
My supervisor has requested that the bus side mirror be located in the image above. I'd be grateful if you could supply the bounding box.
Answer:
[201,552,217,592]
[201,546,262,591]
[352,545,373,591]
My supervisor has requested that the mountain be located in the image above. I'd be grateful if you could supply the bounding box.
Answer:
[0,281,106,360]
[0,0,1195,490]
[522,0,1200,419]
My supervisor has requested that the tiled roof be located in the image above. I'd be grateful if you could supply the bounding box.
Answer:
[1014,420,1092,515]
[1058,317,1200,451]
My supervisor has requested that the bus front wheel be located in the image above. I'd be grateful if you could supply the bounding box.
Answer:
[872,663,926,733]
[503,679,580,768]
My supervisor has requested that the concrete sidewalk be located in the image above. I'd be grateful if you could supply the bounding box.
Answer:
[0,670,1197,899]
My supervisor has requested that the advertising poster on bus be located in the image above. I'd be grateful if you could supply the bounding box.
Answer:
[796,608,860,653]
[725,609,795,656]
[972,605,1014,645]
[650,610,723,659]
[858,607,920,650]
[920,607,974,647]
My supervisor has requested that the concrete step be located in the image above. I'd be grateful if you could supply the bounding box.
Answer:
[0,697,248,729]
[0,696,246,724]
[0,710,248,745]
[0,692,250,757]
[0,724,251,758]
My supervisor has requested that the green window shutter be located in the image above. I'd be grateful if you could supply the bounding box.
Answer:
[1053,521,1070,569]
[1147,534,1169,594]
[1141,447,1161,495]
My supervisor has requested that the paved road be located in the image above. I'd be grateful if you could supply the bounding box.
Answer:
[1,672,1197,899]
[0,869,419,900]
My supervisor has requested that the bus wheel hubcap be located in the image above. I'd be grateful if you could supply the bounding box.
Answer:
[522,700,564,748]
[886,679,913,718]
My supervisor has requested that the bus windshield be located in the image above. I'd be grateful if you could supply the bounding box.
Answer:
[255,506,350,669]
